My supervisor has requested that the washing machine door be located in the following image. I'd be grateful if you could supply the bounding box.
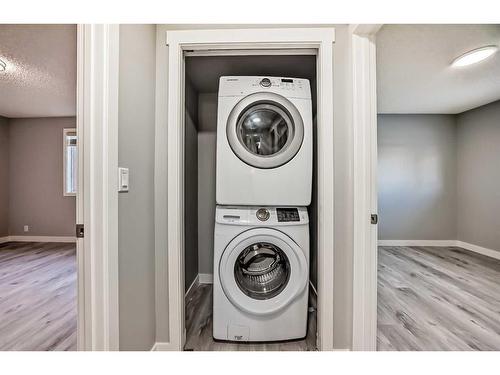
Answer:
[219,227,308,316]
[226,92,304,169]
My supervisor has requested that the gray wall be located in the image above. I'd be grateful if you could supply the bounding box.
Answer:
[8,117,76,236]
[184,78,199,291]
[377,114,457,240]
[155,24,357,350]
[456,101,500,252]
[118,24,157,350]
[332,25,354,349]
[196,93,218,275]
[0,117,8,237]
[197,131,217,274]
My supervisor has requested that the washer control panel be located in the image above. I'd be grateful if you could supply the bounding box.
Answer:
[216,206,309,225]
[276,208,300,222]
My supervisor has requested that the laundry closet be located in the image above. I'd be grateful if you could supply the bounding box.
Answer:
[182,53,319,350]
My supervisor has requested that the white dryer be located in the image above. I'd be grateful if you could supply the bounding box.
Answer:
[216,76,313,206]
[213,206,309,342]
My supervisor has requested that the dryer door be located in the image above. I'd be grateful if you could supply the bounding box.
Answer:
[226,92,304,169]
[219,228,308,316]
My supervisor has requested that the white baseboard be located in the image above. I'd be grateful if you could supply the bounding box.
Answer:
[456,240,500,261]
[0,236,10,244]
[378,239,500,261]
[151,342,178,351]
[5,235,77,243]
[185,274,199,297]
[378,240,456,247]
[198,273,213,284]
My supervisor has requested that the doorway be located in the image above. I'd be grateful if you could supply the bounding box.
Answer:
[156,27,335,351]
[182,54,317,350]
[0,25,78,350]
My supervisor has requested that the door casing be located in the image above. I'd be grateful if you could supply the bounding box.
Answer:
[155,27,336,351]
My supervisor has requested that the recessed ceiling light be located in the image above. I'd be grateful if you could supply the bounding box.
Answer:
[451,45,498,67]
[0,59,6,72]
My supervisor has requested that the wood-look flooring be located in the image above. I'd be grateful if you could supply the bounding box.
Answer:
[184,283,317,351]
[378,245,500,351]
[0,242,77,351]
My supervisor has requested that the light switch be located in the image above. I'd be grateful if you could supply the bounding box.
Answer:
[118,167,129,192]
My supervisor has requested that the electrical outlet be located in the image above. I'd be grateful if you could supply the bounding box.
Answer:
[24,225,29,232]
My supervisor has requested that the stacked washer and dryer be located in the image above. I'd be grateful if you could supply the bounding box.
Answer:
[213,76,313,342]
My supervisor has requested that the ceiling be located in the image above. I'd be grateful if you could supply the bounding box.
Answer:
[0,25,76,118]
[185,54,316,93]
[377,24,500,114]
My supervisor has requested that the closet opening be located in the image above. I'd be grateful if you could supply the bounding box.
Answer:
[182,53,318,350]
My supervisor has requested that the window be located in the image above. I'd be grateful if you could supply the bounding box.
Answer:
[63,128,77,196]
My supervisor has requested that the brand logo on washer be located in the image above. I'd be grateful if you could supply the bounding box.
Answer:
[256,208,270,221]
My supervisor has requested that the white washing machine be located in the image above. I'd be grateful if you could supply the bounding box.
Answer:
[216,76,313,206]
[213,206,309,342]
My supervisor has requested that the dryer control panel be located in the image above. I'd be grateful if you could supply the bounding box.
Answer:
[219,76,311,99]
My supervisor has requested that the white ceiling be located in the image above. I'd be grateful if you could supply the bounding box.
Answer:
[0,25,76,118]
[377,24,500,114]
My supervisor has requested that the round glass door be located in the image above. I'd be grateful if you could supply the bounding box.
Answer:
[237,104,293,157]
[226,92,304,169]
[234,242,290,300]
[219,228,308,315]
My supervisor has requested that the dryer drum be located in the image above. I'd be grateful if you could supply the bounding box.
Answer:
[234,242,291,300]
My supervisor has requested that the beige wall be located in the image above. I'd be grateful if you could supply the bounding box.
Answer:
[8,117,76,237]
[118,24,157,351]
[0,116,8,237]
[457,100,500,252]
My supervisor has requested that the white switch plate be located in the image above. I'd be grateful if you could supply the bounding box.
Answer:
[24,225,29,232]
[118,167,129,192]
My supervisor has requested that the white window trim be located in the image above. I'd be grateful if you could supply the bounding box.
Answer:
[63,128,77,197]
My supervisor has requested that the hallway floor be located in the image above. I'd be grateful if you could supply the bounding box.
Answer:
[184,283,317,351]
[0,242,77,351]
[378,245,500,350]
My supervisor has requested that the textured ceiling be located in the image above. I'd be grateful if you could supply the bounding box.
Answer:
[0,25,76,118]
[377,24,500,114]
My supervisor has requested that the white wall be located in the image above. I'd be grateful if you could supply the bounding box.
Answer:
[457,101,500,252]
[377,114,457,240]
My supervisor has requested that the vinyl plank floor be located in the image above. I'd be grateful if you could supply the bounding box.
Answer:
[184,283,317,351]
[377,246,500,351]
[0,242,77,351]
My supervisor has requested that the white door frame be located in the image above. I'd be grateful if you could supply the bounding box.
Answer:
[351,25,381,351]
[77,24,120,351]
[155,27,335,351]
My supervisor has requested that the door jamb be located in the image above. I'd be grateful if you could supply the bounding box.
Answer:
[155,27,336,351]
[77,24,120,351]
[351,24,381,351]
